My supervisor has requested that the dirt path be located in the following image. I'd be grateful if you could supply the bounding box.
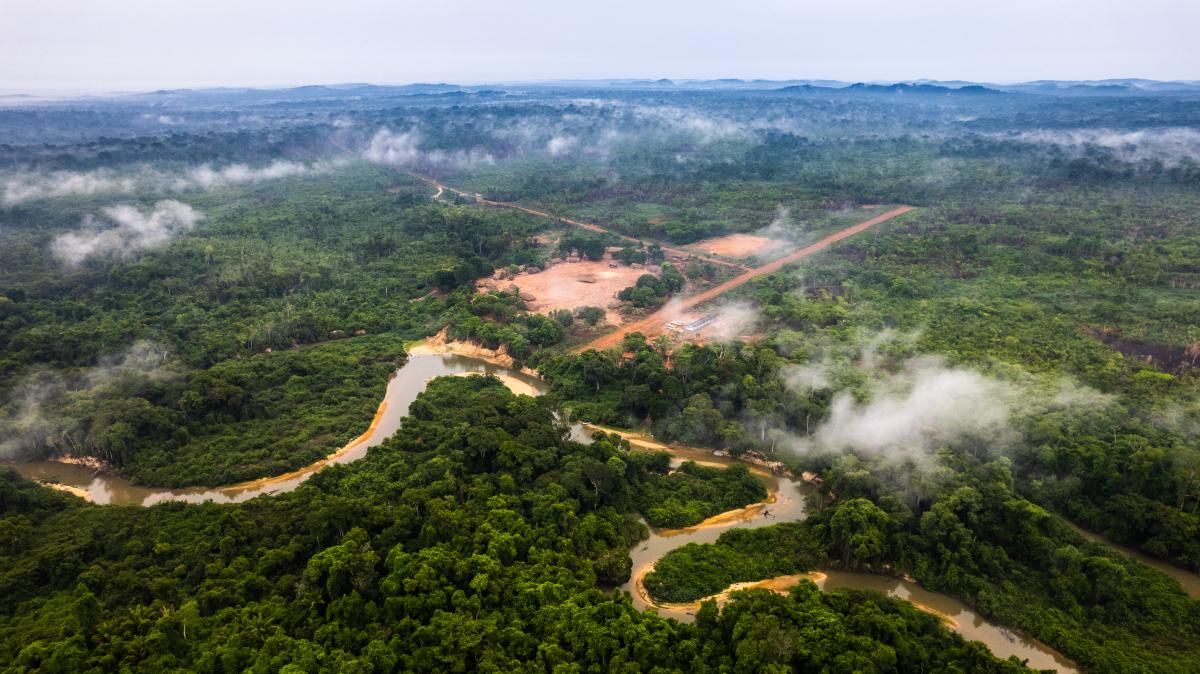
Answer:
[580,205,914,351]
[412,174,750,272]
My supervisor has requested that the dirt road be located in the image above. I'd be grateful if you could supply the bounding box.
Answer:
[579,205,914,352]
[412,174,749,271]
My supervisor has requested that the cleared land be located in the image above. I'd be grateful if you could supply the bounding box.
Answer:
[477,260,645,326]
[687,233,790,258]
[579,205,915,352]
[414,174,750,271]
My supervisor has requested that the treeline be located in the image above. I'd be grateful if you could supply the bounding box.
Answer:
[633,458,767,528]
[0,377,1029,673]
[538,332,824,453]
[724,187,1200,571]
[0,165,555,485]
[646,452,1200,673]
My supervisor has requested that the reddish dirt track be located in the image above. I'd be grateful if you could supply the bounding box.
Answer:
[578,205,915,352]
[408,174,912,353]
[412,174,749,271]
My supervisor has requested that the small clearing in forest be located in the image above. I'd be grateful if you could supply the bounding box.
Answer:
[477,259,650,326]
[686,233,790,258]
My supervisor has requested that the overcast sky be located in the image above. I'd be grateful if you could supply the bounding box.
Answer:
[1,0,1196,91]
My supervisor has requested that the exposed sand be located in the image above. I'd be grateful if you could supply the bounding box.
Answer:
[451,371,540,396]
[38,481,91,499]
[477,260,649,326]
[687,233,790,258]
[637,572,823,614]
[637,571,958,628]
[579,422,783,479]
[411,328,527,373]
[581,206,915,352]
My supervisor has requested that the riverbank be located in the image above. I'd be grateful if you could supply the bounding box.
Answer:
[635,569,962,629]
[35,480,91,500]
[4,351,542,506]
[410,327,541,379]
[451,371,541,397]
[624,448,1078,672]
[1062,518,1200,599]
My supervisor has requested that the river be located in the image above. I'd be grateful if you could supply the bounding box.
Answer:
[614,445,1079,672]
[4,354,547,506]
[0,348,1125,671]
[1062,519,1200,600]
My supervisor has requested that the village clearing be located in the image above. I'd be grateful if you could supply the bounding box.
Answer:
[686,233,790,258]
[476,259,649,326]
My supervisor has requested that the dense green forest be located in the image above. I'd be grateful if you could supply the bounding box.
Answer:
[0,378,1032,673]
[0,165,554,485]
[1,84,1199,671]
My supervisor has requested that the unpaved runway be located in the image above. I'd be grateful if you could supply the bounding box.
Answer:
[579,205,914,352]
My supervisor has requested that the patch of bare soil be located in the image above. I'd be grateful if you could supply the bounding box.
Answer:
[686,233,790,258]
[580,206,914,352]
[1086,327,1200,374]
[477,260,650,326]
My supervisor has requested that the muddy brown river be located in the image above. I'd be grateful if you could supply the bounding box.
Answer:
[5,354,547,506]
[615,448,1079,672]
[11,347,1191,671]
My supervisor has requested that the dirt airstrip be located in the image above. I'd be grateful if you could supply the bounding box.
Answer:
[580,205,915,352]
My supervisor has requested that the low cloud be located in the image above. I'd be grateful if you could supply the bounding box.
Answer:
[362,128,495,169]
[2,160,337,206]
[698,300,762,342]
[0,340,177,458]
[627,104,747,143]
[2,170,138,205]
[546,135,579,156]
[770,331,1118,475]
[180,161,321,189]
[1013,127,1200,166]
[796,356,1016,467]
[51,200,202,265]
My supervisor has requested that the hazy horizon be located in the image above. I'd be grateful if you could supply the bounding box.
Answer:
[2,0,1196,91]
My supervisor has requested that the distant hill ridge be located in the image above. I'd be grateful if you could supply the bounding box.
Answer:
[778,82,1003,95]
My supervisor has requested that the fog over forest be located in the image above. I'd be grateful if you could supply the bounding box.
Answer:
[0,72,1198,674]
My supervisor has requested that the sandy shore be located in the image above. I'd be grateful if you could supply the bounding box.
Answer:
[580,422,779,478]
[37,480,91,499]
[451,371,541,396]
[50,454,113,472]
[410,328,541,378]
[638,572,824,614]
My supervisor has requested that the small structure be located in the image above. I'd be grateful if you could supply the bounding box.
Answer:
[605,246,624,255]
[665,313,720,336]
[683,313,719,333]
[646,265,662,274]
[631,262,644,269]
